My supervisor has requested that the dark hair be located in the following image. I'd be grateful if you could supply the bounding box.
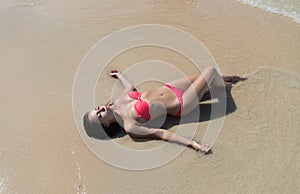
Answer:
[83,112,120,139]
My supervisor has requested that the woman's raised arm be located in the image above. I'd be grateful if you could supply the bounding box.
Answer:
[110,70,134,93]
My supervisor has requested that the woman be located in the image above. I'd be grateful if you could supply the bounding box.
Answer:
[84,67,246,155]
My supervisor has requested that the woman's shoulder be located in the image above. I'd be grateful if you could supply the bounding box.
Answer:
[123,119,145,132]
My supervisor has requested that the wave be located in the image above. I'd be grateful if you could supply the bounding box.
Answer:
[238,0,300,23]
[0,0,42,10]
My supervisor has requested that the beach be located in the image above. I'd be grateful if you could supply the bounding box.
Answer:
[0,0,299,193]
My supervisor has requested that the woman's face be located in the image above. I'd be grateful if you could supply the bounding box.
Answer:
[88,105,112,127]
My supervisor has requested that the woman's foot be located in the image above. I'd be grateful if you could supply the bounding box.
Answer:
[211,75,243,89]
[223,75,247,85]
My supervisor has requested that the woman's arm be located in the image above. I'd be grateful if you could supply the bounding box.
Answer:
[110,70,134,93]
[126,124,206,152]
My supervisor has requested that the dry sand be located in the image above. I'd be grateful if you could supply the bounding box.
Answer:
[0,0,299,193]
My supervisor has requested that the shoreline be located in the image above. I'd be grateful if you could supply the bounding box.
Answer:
[1,0,299,24]
[237,0,300,24]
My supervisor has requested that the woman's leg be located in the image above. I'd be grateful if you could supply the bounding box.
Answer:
[166,73,247,91]
[165,68,247,115]
[165,74,198,92]
[181,67,223,116]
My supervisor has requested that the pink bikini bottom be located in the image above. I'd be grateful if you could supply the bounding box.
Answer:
[164,84,184,117]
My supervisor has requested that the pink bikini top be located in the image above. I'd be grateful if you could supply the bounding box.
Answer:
[128,91,151,121]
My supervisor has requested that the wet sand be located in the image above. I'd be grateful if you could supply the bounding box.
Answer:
[0,0,299,193]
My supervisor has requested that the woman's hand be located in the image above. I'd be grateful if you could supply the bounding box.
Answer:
[110,70,120,79]
[191,140,210,155]
[110,69,134,93]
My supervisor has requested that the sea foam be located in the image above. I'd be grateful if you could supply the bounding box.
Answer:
[238,0,300,23]
[0,0,42,10]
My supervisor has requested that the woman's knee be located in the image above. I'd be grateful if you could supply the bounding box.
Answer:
[202,66,216,74]
[199,67,217,83]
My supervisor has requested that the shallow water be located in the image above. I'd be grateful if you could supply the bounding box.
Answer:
[0,0,42,10]
[238,0,300,23]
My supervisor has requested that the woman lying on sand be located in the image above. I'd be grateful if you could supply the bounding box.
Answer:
[84,67,246,155]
